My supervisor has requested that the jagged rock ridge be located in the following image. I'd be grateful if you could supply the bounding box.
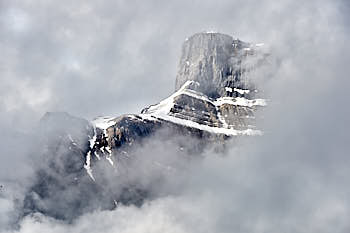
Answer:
[86,33,268,180]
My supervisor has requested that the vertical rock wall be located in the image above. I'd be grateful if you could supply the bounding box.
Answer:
[175,32,261,98]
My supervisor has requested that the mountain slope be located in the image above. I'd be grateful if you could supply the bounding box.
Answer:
[23,32,269,220]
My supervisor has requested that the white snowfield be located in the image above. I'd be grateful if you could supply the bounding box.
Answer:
[233,88,250,95]
[225,87,233,92]
[205,30,217,34]
[214,97,266,107]
[240,42,267,53]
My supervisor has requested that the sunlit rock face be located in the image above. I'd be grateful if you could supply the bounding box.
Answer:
[23,32,269,221]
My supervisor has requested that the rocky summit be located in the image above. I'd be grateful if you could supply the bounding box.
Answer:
[23,32,269,220]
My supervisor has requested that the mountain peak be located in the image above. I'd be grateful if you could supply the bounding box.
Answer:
[176,32,265,98]
[24,33,268,221]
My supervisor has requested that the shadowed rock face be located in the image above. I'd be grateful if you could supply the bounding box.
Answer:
[176,33,235,97]
[22,32,268,221]
[175,32,261,98]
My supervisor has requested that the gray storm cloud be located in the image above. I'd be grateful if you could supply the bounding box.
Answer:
[1,0,350,232]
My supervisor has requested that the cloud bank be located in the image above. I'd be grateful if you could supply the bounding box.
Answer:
[1,0,350,232]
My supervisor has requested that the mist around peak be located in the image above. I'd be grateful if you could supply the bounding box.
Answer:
[1,0,350,232]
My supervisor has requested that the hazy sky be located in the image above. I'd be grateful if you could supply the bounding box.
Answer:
[1,0,281,125]
[0,0,346,127]
[1,0,350,232]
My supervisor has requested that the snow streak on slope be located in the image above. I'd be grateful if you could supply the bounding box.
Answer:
[214,97,266,107]
[146,81,196,115]
[143,81,265,136]
[84,116,118,181]
[84,151,95,181]
[140,113,262,136]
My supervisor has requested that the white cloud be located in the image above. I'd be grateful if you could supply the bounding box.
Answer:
[1,0,350,232]
[2,8,31,33]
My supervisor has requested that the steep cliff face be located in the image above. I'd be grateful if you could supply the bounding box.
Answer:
[23,32,269,221]
[175,33,235,97]
[175,32,268,98]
